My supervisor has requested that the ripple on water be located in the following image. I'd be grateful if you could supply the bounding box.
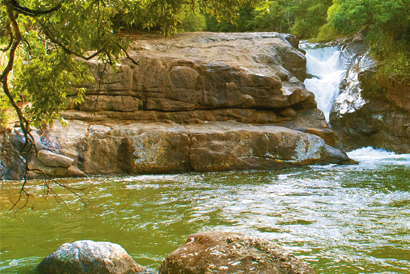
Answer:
[1,153,410,273]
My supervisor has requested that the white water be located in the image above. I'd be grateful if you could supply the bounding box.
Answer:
[302,44,410,164]
[348,146,410,166]
[303,46,347,121]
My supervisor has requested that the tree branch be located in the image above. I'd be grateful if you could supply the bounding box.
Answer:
[9,0,62,17]
[39,20,105,61]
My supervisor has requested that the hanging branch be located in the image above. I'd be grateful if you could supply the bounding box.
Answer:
[1,0,91,212]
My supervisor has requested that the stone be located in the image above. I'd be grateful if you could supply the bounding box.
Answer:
[73,95,140,112]
[158,231,316,274]
[2,120,350,179]
[1,32,353,179]
[37,240,146,274]
[38,150,75,168]
[68,32,312,115]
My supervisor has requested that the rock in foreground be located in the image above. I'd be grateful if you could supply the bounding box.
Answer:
[158,232,316,274]
[37,240,146,274]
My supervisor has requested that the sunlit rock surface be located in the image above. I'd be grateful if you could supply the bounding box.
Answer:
[37,240,146,274]
[158,231,316,274]
[1,32,351,179]
[5,121,348,177]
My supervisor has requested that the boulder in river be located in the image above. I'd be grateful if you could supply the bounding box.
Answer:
[37,240,146,274]
[158,231,316,274]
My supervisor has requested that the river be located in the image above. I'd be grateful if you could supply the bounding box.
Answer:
[1,148,409,273]
[1,46,410,273]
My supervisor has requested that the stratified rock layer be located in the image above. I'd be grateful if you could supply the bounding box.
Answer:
[158,231,316,274]
[37,240,146,274]
[10,121,347,178]
[1,32,350,179]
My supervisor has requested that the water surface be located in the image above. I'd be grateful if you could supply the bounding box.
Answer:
[1,148,409,273]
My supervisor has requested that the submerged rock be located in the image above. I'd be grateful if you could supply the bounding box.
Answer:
[158,231,316,274]
[37,240,146,274]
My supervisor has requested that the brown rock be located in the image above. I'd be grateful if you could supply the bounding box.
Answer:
[158,231,316,274]
[74,95,140,112]
[71,32,312,115]
[38,150,75,168]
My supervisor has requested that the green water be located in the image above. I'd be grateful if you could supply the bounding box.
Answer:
[1,148,409,273]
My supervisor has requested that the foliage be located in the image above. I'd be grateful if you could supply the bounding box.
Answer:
[252,0,292,33]
[206,6,255,32]
[204,0,332,38]
[290,0,333,39]
[179,6,206,32]
[323,0,410,84]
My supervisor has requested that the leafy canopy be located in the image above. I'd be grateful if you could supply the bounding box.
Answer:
[322,0,410,85]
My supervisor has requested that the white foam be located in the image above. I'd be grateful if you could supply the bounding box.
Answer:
[304,47,347,121]
[347,147,410,163]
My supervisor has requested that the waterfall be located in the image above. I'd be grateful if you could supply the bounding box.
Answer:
[302,45,348,121]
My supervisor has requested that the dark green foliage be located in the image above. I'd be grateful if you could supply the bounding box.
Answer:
[290,0,333,38]
[325,0,410,84]
[206,6,256,32]
[204,0,332,38]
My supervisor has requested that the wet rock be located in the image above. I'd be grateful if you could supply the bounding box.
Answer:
[1,119,350,179]
[158,231,316,274]
[329,39,410,153]
[330,100,410,153]
[37,240,146,274]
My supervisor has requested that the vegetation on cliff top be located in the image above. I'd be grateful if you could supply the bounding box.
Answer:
[204,0,410,87]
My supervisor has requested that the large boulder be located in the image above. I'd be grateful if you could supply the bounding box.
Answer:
[37,240,146,274]
[158,231,316,274]
[65,32,317,131]
[3,121,349,179]
[1,120,350,180]
[1,32,352,179]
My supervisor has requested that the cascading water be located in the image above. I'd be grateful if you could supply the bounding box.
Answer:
[302,45,348,121]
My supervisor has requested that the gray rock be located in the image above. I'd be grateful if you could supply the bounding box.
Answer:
[37,240,146,274]
[38,150,75,168]
[158,231,316,274]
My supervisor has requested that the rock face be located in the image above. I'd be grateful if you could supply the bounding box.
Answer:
[158,231,316,274]
[2,121,349,178]
[1,32,351,180]
[37,240,146,274]
[329,38,410,153]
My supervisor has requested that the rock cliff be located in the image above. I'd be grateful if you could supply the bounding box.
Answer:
[1,32,350,180]
[329,38,410,153]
